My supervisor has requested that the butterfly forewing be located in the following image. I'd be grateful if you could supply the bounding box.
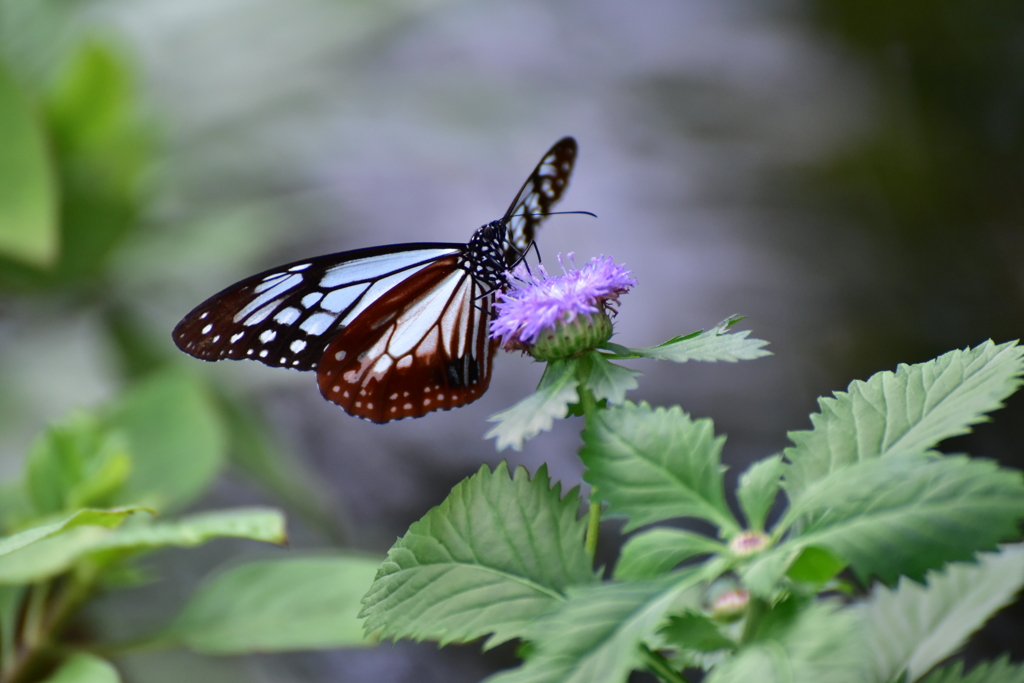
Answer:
[502,136,578,264]
[172,244,461,370]
[316,259,497,423]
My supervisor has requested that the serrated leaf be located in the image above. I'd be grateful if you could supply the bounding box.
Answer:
[920,656,1024,683]
[0,64,59,267]
[706,601,865,683]
[486,359,580,451]
[105,370,226,512]
[581,402,739,534]
[785,341,1024,500]
[0,507,145,560]
[779,454,1024,585]
[0,508,282,584]
[661,612,735,652]
[361,462,594,649]
[860,545,1024,683]
[162,554,379,653]
[736,455,784,532]
[486,572,704,683]
[615,528,725,580]
[40,653,120,683]
[581,351,639,405]
[608,316,771,364]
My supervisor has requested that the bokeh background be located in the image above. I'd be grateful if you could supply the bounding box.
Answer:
[1,0,1022,680]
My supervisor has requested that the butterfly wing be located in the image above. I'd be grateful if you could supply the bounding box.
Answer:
[501,136,578,265]
[172,244,462,370]
[317,258,497,422]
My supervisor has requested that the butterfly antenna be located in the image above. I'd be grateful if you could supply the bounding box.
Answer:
[508,210,597,220]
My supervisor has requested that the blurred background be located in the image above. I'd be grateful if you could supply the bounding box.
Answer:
[0,0,1021,680]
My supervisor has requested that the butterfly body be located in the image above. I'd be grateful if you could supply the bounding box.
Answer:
[173,137,577,422]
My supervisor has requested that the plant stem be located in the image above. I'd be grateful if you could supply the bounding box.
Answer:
[576,379,602,561]
[585,496,601,561]
[642,645,689,683]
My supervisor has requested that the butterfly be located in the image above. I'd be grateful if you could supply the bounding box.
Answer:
[173,137,578,422]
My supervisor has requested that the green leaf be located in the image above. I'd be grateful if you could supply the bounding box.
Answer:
[40,653,120,683]
[706,601,865,683]
[0,507,144,559]
[606,316,771,364]
[660,612,735,652]
[361,462,594,649]
[0,508,280,584]
[25,413,131,516]
[486,572,704,683]
[615,528,725,581]
[0,507,149,583]
[486,359,580,451]
[785,341,1024,500]
[920,656,1024,683]
[162,554,379,653]
[860,545,1024,683]
[738,546,801,599]
[779,454,1024,584]
[0,64,58,267]
[89,507,287,559]
[736,455,784,532]
[581,402,739,534]
[785,546,847,585]
[580,351,639,405]
[105,370,226,512]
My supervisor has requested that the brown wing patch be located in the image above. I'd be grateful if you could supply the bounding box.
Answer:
[316,259,498,423]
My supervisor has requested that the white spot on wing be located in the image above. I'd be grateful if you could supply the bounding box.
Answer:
[260,329,277,343]
[290,339,307,353]
[202,324,213,334]
[244,299,282,326]
[254,272,288,293]
[397,356,413,369]
[230,332,244,343]
[235,274,303,322]
[289,263,312,272]
[321,284,369,314]
[300,312,337,336]
[301,292,323,309]
[274,307,301,325]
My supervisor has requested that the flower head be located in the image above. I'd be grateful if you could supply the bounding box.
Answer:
[490,254,636,359]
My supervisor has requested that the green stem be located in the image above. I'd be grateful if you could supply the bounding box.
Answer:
[585,495,601,561]
[642,645,689,683]
[576,378,602,561]
[740,596,768,645]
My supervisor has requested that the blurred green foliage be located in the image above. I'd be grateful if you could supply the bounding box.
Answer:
[0,14,370,680]
[0,41,148,292]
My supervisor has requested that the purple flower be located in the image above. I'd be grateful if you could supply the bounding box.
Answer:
[490,254,636,350]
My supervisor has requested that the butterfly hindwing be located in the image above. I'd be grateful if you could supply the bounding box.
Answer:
[502,136,578,264]
[172,244,461,370]
[316,258,497,423]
